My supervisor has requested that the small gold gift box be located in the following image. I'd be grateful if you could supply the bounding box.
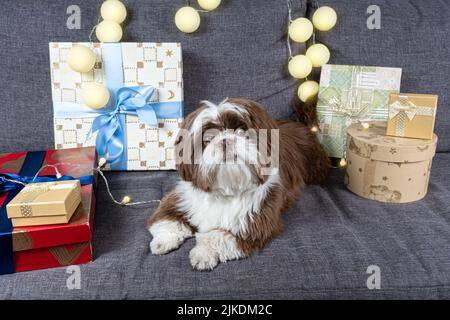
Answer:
[387,93,438,139]
[6,180,82,227]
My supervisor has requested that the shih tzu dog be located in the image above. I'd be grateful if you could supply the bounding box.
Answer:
[147,98,329,271]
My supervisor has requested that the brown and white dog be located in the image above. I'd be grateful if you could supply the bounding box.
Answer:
[147,98,329,271]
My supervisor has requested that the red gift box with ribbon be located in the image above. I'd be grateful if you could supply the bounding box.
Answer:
[0,147,97,274]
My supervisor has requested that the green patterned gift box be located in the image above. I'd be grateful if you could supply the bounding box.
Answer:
[317,64,402,158]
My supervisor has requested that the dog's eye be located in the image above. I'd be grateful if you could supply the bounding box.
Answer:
[203,134,214,144]
[235,128,246,136]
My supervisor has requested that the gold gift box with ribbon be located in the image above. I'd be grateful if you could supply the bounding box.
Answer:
[6,180,82,227]
[387,93,438,140]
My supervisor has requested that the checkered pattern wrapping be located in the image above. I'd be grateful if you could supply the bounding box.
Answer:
[317,64,402,158]
[49,42,183,170]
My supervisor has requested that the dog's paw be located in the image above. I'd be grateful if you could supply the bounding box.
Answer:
[149,220,193,255]
[150,233,184,255]
[189,244,219,271]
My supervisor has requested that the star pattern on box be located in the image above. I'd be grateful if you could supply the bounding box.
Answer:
[49,42,184,170]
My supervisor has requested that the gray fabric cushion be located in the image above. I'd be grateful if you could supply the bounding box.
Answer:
[0,153,449,299]
[0,0,448,151]
[1,0,448,152]
[0,0,304,153]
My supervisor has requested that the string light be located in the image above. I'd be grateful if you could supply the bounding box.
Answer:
[121,195,132,204]
[68,1,128,112]
[94,159,161,206]
[174,0,222,33]
[80,83,110,109]
[2,159,161,208]
[43,2,161,207]
[312,6,337,31]
[298,80,320,102]
[95,20,123,42]
[339,158,347,168]
[286,0,339,163]
[175,6,201,33]
[67,45,96,73]
[197,0,221,11]
[98,157,107,168]
[100,0,127,24]
[285,0,337,80]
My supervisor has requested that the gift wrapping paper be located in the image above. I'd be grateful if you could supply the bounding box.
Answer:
[345,122,437,203]
[0,147,97,274]
[7,180,81,227]
[317,64,402,158]
[386,93,438,140]
[49,42,184,171]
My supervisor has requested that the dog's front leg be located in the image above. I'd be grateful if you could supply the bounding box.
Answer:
[147,192,194,255]
[189,229,245,271]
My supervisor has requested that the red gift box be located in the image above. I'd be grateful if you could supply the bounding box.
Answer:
[0,147,97,274]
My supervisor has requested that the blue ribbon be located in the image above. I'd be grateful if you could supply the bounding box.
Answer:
[0,173,93,193]
[0,151,93,275]
[53,43,183,170]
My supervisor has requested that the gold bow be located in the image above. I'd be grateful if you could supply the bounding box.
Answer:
[328,90,373,123]
[389,96,435,136]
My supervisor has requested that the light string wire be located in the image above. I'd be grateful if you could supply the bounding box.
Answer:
[185,0,209,12]
[286,0,294,59]
[52,1,159,207]
[95,164,161,206]
[286,0,318,81]
[0,161,161,207]
[88,15,102,44]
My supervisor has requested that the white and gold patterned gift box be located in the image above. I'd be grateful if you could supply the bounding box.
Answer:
[49,42,184,171]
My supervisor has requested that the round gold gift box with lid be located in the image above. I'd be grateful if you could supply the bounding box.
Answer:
[345,121,437,203]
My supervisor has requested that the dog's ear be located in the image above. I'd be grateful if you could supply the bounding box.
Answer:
[174,104,212,192]
[192,168,212,192]
[175,105,207,181]
[175,133,212,191]
[175,134,192,182]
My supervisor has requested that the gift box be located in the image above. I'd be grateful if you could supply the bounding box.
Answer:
[317,64,402,158]
[49,42,184,171]
[0,147,97,274]
[386,93,438,140]
[345,122,437,203]
[6,180,82,227]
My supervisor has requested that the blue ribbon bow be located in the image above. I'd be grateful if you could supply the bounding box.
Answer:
[90,85,160,167]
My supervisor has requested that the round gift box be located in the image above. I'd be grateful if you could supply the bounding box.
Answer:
[345,122,438,203]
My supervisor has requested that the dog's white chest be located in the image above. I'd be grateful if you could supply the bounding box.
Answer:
[189,196,247,234]
[175,182,258,235]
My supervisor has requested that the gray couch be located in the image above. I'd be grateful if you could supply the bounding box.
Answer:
[0,0,449,299]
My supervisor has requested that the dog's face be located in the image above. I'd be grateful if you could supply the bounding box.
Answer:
[175,98,279,196]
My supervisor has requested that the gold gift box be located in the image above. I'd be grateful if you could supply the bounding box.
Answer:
[387,93,438,139]
[345,122,437,203]
[6,180,82,227]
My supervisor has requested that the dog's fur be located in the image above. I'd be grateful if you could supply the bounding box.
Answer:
[147,98,329,270]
